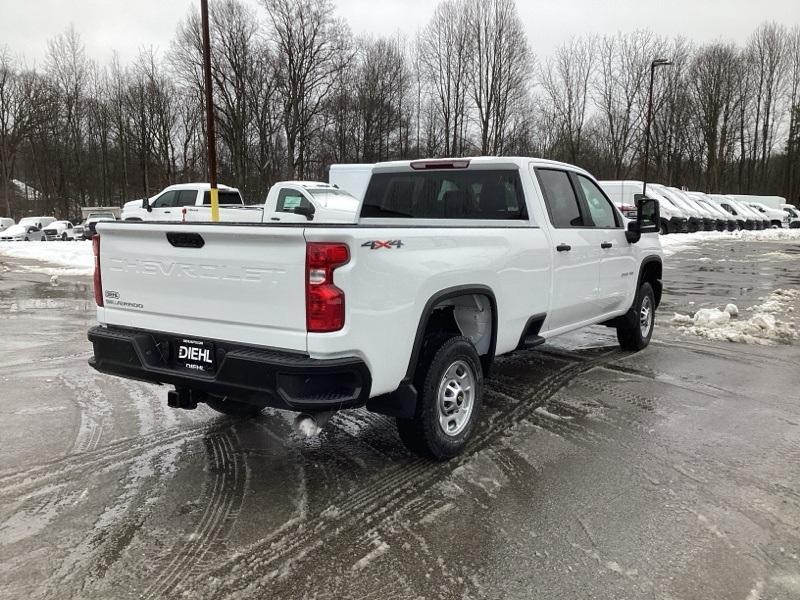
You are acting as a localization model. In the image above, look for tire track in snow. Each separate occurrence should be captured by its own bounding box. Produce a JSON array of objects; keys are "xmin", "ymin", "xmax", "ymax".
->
[
  {"xmin": 140, "ymin": 429, "xmax": 246, "ymax": 599},
  {"xmin": 198, "ymin": 349, "xmax": 617, "ymax": 598}
]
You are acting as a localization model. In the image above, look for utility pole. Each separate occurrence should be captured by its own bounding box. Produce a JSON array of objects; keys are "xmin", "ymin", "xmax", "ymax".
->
[
  {"xmin": 200, "ymin": 0, "xmax": 219, "ymax": 222},
  {"xmin": 642, "ymin": 58, "xmax": 673, "ymax": 198}
]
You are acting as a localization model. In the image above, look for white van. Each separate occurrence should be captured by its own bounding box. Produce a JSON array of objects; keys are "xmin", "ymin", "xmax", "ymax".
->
[
  {"xmin": 599, "ymin": 180, "xmax": 687, "ymax": 234},
  {"xmin": 780, "ymin": 204, "xmax": 800, "ymax": 228},
  {"xmin": 329, "ymin": 164, "xmax": 374, "ymax": 201}
]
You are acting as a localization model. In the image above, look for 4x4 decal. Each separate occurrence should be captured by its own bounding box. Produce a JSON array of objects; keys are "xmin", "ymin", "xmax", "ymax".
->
[{"xmin": 362, "ymin": 240, "xmax": 404, "ymax": 250}]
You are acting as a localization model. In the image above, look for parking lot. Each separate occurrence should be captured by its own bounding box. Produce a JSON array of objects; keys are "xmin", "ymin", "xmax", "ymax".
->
[{"xmin": 1, "ymin": 233, "xmax": 799, "ymax": 600}]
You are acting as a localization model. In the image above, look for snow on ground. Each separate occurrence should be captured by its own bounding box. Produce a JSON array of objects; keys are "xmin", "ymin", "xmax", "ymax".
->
[
  {"xmin": 671, "ymin": 289, "xmax": 800, "ymax": 345},
  {"xmin": 659, "ymin": 228, "xmax": 800, "ymax": 256},
  {"xmin": 0, "ymin": 241, "xmax": 93, "ymax": 276}
]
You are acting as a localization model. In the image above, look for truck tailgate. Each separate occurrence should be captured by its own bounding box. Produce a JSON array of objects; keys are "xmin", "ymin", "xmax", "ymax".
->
[{"xmin": 96, "ymin": 222, "xmax": 308, "ymax": 352}]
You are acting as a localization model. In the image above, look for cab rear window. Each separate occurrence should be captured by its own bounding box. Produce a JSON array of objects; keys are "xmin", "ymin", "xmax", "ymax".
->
[
  {"xmin": 203, "ymin": 191, "xmax": 243, "ymax": 205},
  {"xmin": 361, "ymin": 170, "xmax": 527, "ymax": 219}
]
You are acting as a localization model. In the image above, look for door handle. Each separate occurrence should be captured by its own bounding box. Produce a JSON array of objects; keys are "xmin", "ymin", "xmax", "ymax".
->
[
  {"xmin": 270, "ymin": 217, "xmax": 280, "ymax": 221},
  {"xmin": 601, "ymin": 241, "xmax": 613, "ymax": 249},
  {"xmin": 556, "ymin": 243, "xmax": 571, "ymax": 252},
  {"xmin": 163, "ymin": 211, "xmax": 171, "ymax": 214}
]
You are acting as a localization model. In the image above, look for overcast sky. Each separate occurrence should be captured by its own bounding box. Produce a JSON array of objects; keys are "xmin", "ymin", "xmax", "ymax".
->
[{"xmin": 2, "ymin": 0, "xmax": 799, "ymax": 66}]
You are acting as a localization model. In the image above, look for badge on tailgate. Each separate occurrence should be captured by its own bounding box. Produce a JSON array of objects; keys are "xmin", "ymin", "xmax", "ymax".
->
[{"xmin": 175, "ymin": 338, "xmax": 216, "ymax": 373}]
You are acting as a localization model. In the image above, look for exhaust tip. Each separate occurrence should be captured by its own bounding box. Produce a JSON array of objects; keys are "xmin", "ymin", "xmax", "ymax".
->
[{"xmin": 293, "ymin": 414, "xmax": 322, "ymax": 438}]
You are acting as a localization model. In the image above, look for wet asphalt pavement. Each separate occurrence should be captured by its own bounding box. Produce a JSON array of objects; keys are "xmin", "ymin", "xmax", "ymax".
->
[{"xmin": 1, "ymin": 239, "xmax": 799, "ymax": 600}]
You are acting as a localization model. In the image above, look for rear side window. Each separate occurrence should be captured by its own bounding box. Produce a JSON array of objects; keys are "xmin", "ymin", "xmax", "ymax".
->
[
  {"xmin": 202, "ymin": 191, "xmax": 243, "ymax": 205},
  {"xmin": 361, "ymin": 170, "xmax": 527, "ymax": 219},
  {"xmin": 175, "ymin": 190, "xmax": 198, "ymax": 207},
  {"xmin": 535, "ymin": 169, "xmax": 584, "ymax": 228}
]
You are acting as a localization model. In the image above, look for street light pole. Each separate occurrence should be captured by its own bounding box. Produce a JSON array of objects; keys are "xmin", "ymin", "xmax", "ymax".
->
[
  {"xmin": 642, "ymin": 58, "xmax": 673, "ymax": 198},
  {"xmin": 200, "ymin": 0, "xmax": 219, "ymax": 222}
]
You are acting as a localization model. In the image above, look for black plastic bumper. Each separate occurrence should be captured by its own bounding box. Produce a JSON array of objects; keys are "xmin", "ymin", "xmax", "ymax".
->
[
  {"xmin": 88, "ymin": 325, "xmax": 372, "ymax": 412},
  {"xmin": 668, "ymin": 217, "xmax": 688, "ymax": 233}
]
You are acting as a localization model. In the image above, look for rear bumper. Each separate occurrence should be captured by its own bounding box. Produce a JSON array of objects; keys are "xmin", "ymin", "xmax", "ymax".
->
[{"xmin": 88, "ymin": 325, "xmax": 372, "ymax": 412}]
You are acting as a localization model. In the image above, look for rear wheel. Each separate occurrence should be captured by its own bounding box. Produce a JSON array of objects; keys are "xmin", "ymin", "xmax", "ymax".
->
[
  {"xmin": 396, "ymin": 336, "xmax": 483, "ymax": 460},
  {"xmin": 205, "ymin": 395, "xmax": 263, "ymax": 418},
  {"xmin": 616, "ymin": 282, "xmax": 655, "ymax": 351}
]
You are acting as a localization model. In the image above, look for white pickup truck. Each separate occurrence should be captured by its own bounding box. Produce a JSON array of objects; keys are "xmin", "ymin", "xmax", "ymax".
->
[
  {"xmin": 88, "ymin": 157, "xmax": 663, "ymax": 459},
  {"xmin": 122, "ymin": 181, "xmax": 358, "ymax": 224}
]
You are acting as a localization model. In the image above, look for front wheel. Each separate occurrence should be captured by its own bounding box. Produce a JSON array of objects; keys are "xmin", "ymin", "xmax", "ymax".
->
[
  {"xmin": 205, "ymin": 395, "xmax": 263, "ymax": 418},
  {"xmin": 659, "ymin": 220, "xmax": 669, "ymax": 235},
  {"xmin": 396, "ymin": 336, "xmax": 483, "ymax": 460},
  {"xmin": 61, "ymin": 233, "xmax": 67, "ymax": 241},
  {"xmin": 616, "ymin": 282, "xmax": 655, "ymax": 351}
]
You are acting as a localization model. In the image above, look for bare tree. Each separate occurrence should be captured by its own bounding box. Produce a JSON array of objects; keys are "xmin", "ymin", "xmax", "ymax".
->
[
  {"xmin": 0, "ymin": 50, "xmax": 49, "ymax": 217},
  {"xmin": 689, "ymin": 42, "xmax": 742, "ymax": 190},
  {"xmin": 465, "ymin": 0, "xmax": 531, "ymax": 155},
  {"xmin": 417, "ymin": 0, "xmax": 471, "ymax": 156},
  {"xmin": 263, "ymin": 0, "xmax": 349, "ymax": 178},
  {"xmin": 539, "ymin": 36, "xmax": 596, "ymax": 162},
  {"xmin": 594, "ymin": 31, "xmax": 660, "ymax": 178}
]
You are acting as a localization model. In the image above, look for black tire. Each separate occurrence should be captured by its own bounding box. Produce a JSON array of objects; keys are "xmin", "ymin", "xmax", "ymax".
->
[
  {"xmin": 659, "ymin": 220, "xmax": 669, "ymax": 235},
  {"xmin": 616, "ymin": 282, "xmax": 655, "ymax": 352},
  {"xmin": 205, "ymin": 395, "xmax": 263, "ymax": 418},
  {"xmin": 61, "ymin": 233, "xmax": 67, "ymax": 241},
  {"xmin": 396, "ymin": 335, "xmax": 483, "ymax": 460}
]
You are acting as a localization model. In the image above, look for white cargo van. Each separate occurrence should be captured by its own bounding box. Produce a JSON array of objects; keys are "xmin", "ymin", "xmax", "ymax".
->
[
  {"xmin": 329, "ymin": 164, "xmax": 374, "ymax": 201},
  {"xmin": 599, "ymin": 180, "xmax": 686, "ymax": 234}
]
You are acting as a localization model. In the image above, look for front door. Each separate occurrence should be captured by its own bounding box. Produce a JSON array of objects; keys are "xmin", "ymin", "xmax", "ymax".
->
[{"xmin": 574, "ymin": 173, "xmax": 636, "ymax": 315}]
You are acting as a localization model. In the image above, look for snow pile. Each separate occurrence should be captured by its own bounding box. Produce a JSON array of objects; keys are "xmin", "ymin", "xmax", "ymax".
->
[
  {"xmin": 660, "ymin": 228, "xmax": 800, "ymax": 256},
  {"xmin": 0, "ymin": 241, "xmax": 93, "ymax": 275},
  {"xmin": 671, "ymin": 290, "xmax": 799, "ymax": 345}
]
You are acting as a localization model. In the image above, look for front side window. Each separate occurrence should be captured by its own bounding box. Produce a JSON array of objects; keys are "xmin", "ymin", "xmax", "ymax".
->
[
  {"xmin": 361, "ymin": 169, "xmax": 527, "ymax": 220},
  {"xmin": 152, "ymin": 191, "xmax": 177, "ymax": 208},
  {"xmin": 577, "ymin": 175, "xmax": 619, "ymax": 228},
  {"xmin": 535, "ymin": 169, "xmax": 584, "ymax": 228},
  {"xmin": 276, "ymin": 189, "xmax": 313, "ymax": 213}
]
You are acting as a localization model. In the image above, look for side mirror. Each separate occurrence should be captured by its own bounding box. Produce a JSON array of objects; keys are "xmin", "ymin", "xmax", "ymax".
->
[
  {"xmin": 293, "ymin": 204, "xmax": 315, "ymax": 221},
  {"xmin": 626, "ymin": 195, "xmax": 659, "ymax": 243}
]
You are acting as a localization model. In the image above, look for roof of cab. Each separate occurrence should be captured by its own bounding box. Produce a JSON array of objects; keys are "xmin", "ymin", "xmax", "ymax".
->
[
  {"xmin": 161, "ymin": 182, "xmax": 239, "ymax": 192},
  {"xmin": 370, "ymin": 156, "xmax": 592, "ymax": 177}
]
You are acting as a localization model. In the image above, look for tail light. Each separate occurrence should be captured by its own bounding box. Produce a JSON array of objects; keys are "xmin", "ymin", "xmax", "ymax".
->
[
  {"xmin": 306, "ymin": 243, "xmax": 349, "ymax": 332},
  {"xmin": 92, "ymin": 234, "xmax": 103, "ymax": 306}
]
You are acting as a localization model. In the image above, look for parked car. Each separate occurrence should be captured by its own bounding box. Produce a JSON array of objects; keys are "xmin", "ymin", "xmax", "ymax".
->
[
  {"xmin": 779, "ymin": 204, "xmax": 800, "ymax": 228},
  {"xmin": 18, "ymin": 216, "xmax": 55, "ymax": 230},
  {"xmin": 0, "ymin": 224, "xmax": 46, "ymax": 241},
  {"xmin": 0, "ymin": 218, "xmax": 14, "ymax": 233},
  {"xmin": 88, "ymin": 156, "xmax": 664, "ymax": 459},
  {"xmin": 121, "ymin": 183, "xmax": 251, "ymax": 222},
  {"xmin": 42, "ymin": 220, "xmax": 76, "ymax": 241},
  {"xmin": 747, "ymin": 202, "xmax": 790, "ymax": 228},
  {"xmin": 81, "ymin": 211, "xmax": 118, "ymax": 238}
]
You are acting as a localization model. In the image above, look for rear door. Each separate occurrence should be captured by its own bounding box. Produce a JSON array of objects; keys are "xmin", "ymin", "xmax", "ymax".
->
[
  {"xmin": 574, "ymin": 173, "xmax": 635, "ymax": 315},
  {"xmin": 534, "ymin": 167, "xmax": 601, "ymax": 332}
]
